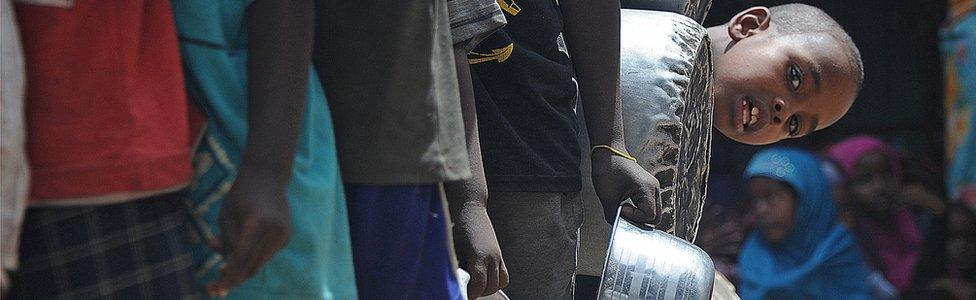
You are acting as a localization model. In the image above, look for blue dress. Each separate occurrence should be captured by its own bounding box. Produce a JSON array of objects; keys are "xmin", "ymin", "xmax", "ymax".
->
[{"xmin": 173, "ymin": 1, "xmax": 357, "ymax": 298}]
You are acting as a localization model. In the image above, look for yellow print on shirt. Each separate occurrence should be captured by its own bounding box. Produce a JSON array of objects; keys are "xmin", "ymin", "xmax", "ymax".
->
[
  {"xmin": 497, "ymin": 0, "xmax": 521, "ymax": 16},
  {"xmin": 468, "ymin": 43, "xmax": 514, "ymax": 64}
]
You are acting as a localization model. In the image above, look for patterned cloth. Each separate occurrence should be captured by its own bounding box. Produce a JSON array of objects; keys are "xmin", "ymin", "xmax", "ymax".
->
[
  {"xmin": 942, "ymin": 5, "xmax": 976, "ymax": 209},
  {"xmin": 617, "ymin": 10, "xmax": 714, "ymax": 241},
  {"xmin": 8, "ymin": 193, "xmax": 198, "ymax": 299}
]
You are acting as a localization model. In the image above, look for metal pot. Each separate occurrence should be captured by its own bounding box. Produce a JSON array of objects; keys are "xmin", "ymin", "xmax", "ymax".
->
[{"xmin": 599, "ymin": 209, "xmax": 715, "ymax": 299}]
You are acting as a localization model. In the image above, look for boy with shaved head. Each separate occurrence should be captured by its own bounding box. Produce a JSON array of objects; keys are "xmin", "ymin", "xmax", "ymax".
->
[
  {"xmin": 579, "ymin": 2, "xmax": 865, "ymax": 296},
  {"xmin": 710, "ymin": 3, "xmax": 863, "ymax": 145}
]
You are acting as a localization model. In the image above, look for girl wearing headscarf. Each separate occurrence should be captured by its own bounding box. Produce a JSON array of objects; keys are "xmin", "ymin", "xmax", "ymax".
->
[
  {"xmin": 738, "ymin": 148, "xmax": 871, "ymax": 299},
  {"xmin": 827, "ymin": 135, "xmax": 924, "ymax": 292}
]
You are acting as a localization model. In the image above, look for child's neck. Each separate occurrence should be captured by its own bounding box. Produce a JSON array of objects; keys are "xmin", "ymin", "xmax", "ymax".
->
[{"xmin": 706, "ymin": 25, "xmax": 731, "ymax": 62}]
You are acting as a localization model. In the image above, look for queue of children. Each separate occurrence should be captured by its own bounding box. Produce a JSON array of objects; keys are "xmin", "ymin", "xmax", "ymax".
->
[
  {"xmin": 3, "ymin": 0, "xmax": 509, "ymax": 298},
  {"xmin": 1, "ymin": 0, "xmax": 877, "ymax": 299}
]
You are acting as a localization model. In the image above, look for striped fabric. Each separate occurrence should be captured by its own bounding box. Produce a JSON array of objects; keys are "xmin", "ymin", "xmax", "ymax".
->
[{"xmin": 8, "ymin": 193, "xmax": 199, "ymax": 299}]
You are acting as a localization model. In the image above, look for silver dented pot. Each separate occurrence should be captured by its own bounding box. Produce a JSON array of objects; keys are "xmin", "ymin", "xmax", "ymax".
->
[{"xmin": 599, "ymin": 211, "xmax": 715, "ymax": 300}]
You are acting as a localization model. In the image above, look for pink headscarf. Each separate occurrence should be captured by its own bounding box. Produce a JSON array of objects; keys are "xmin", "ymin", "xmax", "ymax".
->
[
  {"xmin": 826, "ymin": 135, "xmax": 923, "ymax": 291},
  {"xmin": 826, "ymin": 135, "xmax": 903, "ymax": 181}
]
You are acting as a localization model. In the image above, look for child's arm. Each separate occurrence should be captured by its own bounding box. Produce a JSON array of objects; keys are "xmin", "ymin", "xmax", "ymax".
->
[
  {"xmin": 443, "ymin": 2, "xmax": 508, "ymax": 298},
  {"xmin": 444, "ymin": 44, "xmax": 509, "ymax": 299},
  {"xmin": 206, "ymin": 0, "xmax": 314, "ymax": 296},
  {"xmin": 559, "ymin": 0, "xmax": 661, "ymax": 224}
]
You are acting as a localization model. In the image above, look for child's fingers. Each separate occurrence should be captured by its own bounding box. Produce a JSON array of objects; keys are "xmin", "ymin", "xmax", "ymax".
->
[
  {"xmin": 207, "ymin": 239, "xmax": 254, "ymax": 296},
  {"xmin": 633, "ymin": 198, "xmax": 658, "ymax": 224},
  {"xmin": 630, "ymin": 187, "xmax": 660, "ymax": 225},
  {"xmin": 465, "ymin": 262, "xmax": 488, "ymax": 299},
  {"xmin": 207, "ymin": 222, "xmax": 281, "ymax": 297},
  {"xmin": 498, "ymin": 260, "xmax": 510, "ymax": 290},
  {"xmin": 483, "ymin": 261, "xmax": 500, "ymax": 296},
  {"xmin": 216, "ymin": 215, "xmax": 242, "ymax": 257},
  {"xmin": 620, "ymin": 205, "xmax": 654, "ymax": 225}
]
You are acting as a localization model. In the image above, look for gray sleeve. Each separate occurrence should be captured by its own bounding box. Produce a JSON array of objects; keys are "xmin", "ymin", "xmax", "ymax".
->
[{"xmin": 446, "ymin": 0, "xmax": 506, "ymax": 51}]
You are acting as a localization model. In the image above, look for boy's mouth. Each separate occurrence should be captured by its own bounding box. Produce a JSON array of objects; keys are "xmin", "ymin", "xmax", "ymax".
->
[{"xmin": 739, "ymin": 97, "xmax": 766, "ymax": 133}]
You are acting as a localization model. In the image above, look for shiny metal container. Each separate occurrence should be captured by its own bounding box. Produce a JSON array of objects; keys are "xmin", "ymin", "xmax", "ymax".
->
[{"xmin": 599, "ymin": 211, "xmax": 715, "ymax": 300}]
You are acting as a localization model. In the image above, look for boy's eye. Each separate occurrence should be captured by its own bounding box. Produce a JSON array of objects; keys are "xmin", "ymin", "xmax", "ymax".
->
[
  {"xmin": 788, "ymin": 115, "xmax": 800, "ymax": 136},
  {"xmin": 789, "ymin": 64, "xmax": 802, "ymax": 90}
]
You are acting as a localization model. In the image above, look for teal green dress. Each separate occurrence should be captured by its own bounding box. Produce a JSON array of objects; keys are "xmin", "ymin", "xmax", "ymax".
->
[{"xmin": 172, "ymin": 1, "xmax": 357, "ymax": 299}]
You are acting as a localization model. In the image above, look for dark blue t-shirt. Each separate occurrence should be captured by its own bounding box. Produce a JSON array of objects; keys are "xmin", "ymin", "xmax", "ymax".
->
[{"xmin": 469, "ymin": 0, "xmax": 581, "ymax": 192}]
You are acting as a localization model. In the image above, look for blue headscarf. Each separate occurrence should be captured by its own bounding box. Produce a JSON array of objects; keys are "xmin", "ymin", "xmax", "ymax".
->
[{"xmin": 737, "ymin": 148, "xmax": 871, "ymax": 299}]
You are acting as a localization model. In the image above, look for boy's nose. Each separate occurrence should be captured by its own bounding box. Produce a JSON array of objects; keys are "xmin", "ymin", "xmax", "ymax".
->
[{"xmin": 771, "ymin": 98, "xmax": 788, "ymax": 124}]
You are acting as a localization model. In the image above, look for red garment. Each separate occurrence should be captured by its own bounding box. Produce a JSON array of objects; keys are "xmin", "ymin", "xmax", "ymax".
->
[
  {"xmin": 860, "ymin": 208, "xmax": 924, "ymax": 291},
  {"xmin": 17, "ymin": 0, "xmax": 194, "ymax": 203}
]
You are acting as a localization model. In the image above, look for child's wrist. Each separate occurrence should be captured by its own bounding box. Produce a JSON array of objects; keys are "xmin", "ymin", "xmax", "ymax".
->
[{"xmin": 591, "ymin": 144, "xmax": 637, "ymax": 163}]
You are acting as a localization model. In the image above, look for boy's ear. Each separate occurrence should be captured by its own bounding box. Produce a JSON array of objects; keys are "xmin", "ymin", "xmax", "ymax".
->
[{"xmin": 727, "ymin": 6, "xmax": 771, "ymax": 41}]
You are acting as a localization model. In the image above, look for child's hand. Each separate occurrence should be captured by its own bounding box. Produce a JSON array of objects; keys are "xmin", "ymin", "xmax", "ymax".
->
[
  {"xmin": 206, "ymin": 169, "xmax": 292, "ymax": 298},
  {"xmin": 591, "ymin": 152, "xmax": 661, "ymax": 225},
  {"xmin": 453, "ymin": 205, "xmax": 509, "ymax": 299}
]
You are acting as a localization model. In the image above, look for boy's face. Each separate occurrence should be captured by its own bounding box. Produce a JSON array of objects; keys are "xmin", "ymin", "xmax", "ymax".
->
[{"xmin": 712, "ymin": 9, "xmax": 859, "ymax": 145}]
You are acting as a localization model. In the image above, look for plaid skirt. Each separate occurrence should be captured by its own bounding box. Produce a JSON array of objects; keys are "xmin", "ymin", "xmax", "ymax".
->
[{"xmin": 7, "ymin": 193, "xmax": 199, "ymax": 299}]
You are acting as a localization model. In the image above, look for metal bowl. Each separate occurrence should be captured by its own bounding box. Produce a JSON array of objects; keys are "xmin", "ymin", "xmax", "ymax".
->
[{"xmin": 599, "ymin": 210, "xmax": 715, "ymax": 299}]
